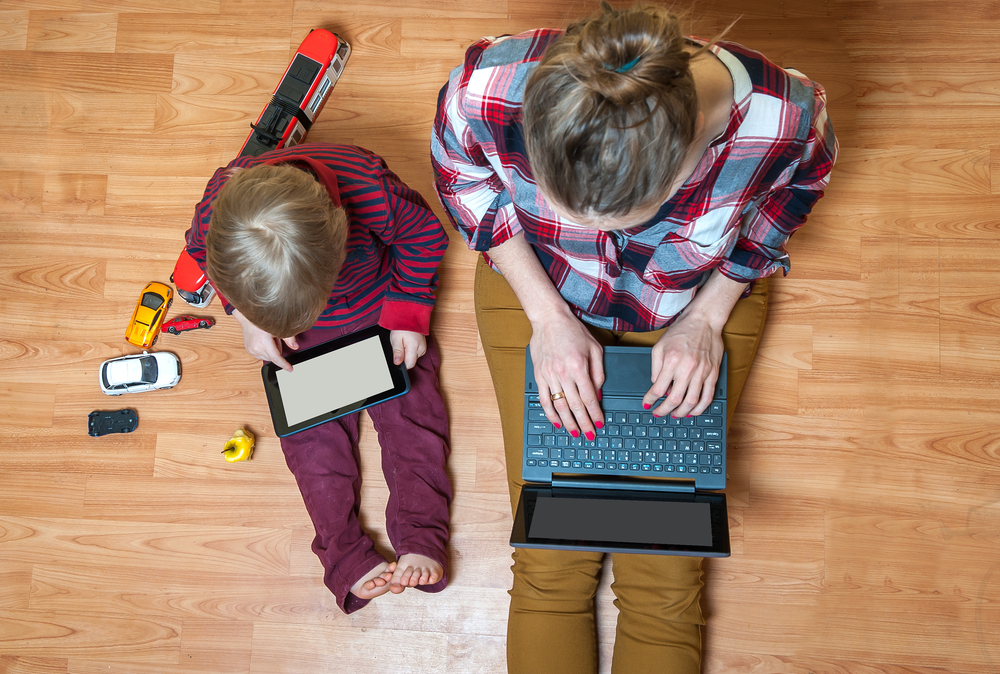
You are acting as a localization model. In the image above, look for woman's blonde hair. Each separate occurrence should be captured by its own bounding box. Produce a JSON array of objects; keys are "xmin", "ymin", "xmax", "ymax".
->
[
  {"xmin": 524, "ymin": 2, "xmax": 713, "ymax": 219},
  {"xmin": 206, "ymin": 163, "xmax": 348, "ymax": 338}
]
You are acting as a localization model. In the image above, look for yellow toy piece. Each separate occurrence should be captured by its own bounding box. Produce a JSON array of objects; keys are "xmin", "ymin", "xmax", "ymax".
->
[{"xmin": 222, "ymin": 428, "xmax": 255, "ymax": 462}]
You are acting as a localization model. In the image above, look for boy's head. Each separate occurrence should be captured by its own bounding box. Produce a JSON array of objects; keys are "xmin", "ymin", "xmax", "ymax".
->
[{"xmin": 206, "ymin": 163, "xmax": 348, "ymax": 338}]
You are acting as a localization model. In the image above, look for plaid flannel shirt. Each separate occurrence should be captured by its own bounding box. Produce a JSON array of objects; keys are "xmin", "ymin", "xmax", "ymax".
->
[{"xmin": 432, "ymin": 30, "xmax": 838, "ymax": 332}]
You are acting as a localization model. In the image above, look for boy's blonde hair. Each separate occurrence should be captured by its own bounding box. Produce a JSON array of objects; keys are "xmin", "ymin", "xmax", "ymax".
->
[
  {"xmin": 523, "ymin": 2, "xmax": 715, "ymax": 219},
  {"xmin": 206, "ymin": 163, "xmax": 348, "ymax": 338}
]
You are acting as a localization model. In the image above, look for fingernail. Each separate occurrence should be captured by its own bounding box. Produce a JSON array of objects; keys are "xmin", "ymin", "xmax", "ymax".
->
[
  {"xmin": 570, "ymin": 429, "xmax": 580, "ymax": 438},
  {"xmin": 687, "ymin": 415, "xmax": 692, "ymax": 418},
  {"xmin": 585, "ymin": 431, "xmax": 595, "ymax": 441},
  {"xmin": 643, "ymin": 403, "xmax": 651, "ymax": 410},
  {"xmin": 595, "ymin": 420, "xmax": 604, "ymax": 429},
  {"xmin": 597, "ymin": 390, "xmax": 602, "ymax": 401},
  {"xmin": 554, "ymin": 422, "xmax": 561, "ymax": 429}
]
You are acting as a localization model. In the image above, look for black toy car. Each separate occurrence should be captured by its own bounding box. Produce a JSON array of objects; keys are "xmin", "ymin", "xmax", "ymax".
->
[{"xmin": 88, "ymin": 409, "xmax": 139, "ymax": 437}]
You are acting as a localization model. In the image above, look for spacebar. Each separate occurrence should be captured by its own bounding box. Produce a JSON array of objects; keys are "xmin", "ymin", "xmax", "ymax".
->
[{"xmin": 600, "ymin": 397, "xmax": 653, "ymax": 411}]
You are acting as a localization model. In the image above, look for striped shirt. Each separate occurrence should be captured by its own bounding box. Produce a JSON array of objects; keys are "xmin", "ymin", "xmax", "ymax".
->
[
  {"xmin": 186, "ymin": 144, "xmax": 448, "ymax": 334},
  {"xmin": 432, "ymin": 30, "xmax": 838, "ymax": 332}
]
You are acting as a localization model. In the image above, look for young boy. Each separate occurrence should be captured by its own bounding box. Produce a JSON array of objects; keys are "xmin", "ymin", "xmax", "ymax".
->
[{"xmin": 184, "ymin": 143, "xmax": 452, "ymax": 614}]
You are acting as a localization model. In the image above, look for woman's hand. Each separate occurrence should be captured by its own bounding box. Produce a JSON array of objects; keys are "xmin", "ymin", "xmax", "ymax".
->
[
  {"xmin": 642, "ymin": 269, "xmax": 747, "ymax": 418},
  {"xmin": 232, "ymin": 308, "xmax": 298, "ymax": 372},
  {"xmin": 529, "ymin": 308, "xmax": 605, "ymax": 440},
  {"xmin": 644, "ymin": 312, "xmax": 724, "ymax": 418},
  {"xmin": 389, "ymin": 330, "xmax": 426, "ymax": 369}
]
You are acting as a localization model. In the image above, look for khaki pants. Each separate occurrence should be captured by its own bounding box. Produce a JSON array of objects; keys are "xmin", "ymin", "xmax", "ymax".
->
[{"xmin": 474, "ymin": 258, "xmax": 768, "ymax": 674}]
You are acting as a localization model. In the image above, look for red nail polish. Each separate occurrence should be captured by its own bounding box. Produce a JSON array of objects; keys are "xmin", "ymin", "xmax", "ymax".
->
[
  {"xmin": 570, "ymin": 429, "xmax": 580, "ymax": 438},
  {"xmin": 595, "ymin": 420, "xmax": 604, "ymax": 429},
  {"xmin": 554, "ymin": 422, "xmax": 561, "ymax": 429},
  {"xmin": 597, "ymin": 390, "xmax": 602, "ymax": 401},
  {"xmin": 687, "ymin": 415, "xmax": 692, "ymax": 418},
  {"xmin": 585, "ymin": 431, "xmax": 595, "ymax": 441},
  {"xmin": 643, "ymin": 403, "xmax": 651, "ymax": 410}
]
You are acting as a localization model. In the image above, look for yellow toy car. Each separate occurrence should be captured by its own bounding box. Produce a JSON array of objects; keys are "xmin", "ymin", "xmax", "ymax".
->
[{"xmin": 125, "ymin": 282, "xmax": 173, "ymax": 349}]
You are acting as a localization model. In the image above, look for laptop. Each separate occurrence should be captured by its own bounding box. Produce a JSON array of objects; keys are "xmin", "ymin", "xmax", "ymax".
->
[{"xmin": 510, "ymin": 346, "xmax": 731, "ymax": 557}]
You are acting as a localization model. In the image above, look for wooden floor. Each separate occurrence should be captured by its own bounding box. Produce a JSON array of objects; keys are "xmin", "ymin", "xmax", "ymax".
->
[{"xmin": 2, "ymin": 0, "xmax": 1000, "ymax": 672}]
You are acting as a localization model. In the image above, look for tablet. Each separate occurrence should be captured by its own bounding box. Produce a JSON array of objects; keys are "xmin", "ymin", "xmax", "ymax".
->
[
  {"xmin": 261, "ymin": 325, "xmax": 410, "ymax": 437},
  {"xmin": 511, "ymin": 484, "xmax": 730, "ymax": 557}
]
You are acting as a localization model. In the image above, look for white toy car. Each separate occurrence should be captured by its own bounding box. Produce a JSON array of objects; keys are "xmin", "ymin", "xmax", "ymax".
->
[{"xmin": 99, "ymin": 351, "xmax": 181, "ymax": 395}]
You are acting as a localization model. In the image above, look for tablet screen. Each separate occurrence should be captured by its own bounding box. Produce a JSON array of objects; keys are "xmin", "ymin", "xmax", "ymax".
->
[{"xmin": 275, "ymin": 335, "xmax": 394, "ymax": 427}]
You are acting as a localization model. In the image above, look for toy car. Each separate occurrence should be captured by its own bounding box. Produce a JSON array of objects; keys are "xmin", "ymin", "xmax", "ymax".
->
[
  {"xmin": 99, "ymin": 351, "xmax": 181, "ymax": 395},
  {"xmin": 125, "ymin": 282, "xmax": 173, "ymax": 349},
  {"xmin": 238, "ymin": 29, "xmax": 351, "ymax": 157},
  {"xmin": 162, "ymin": 315, "xmax": 215, "ymax": 334},
  {"xmin": 171, "ymin": 249, "xmax": 216, "ymax": 308},
  {"xmin": 88, "ymin": 409, "xmax": 138, "ymax": 436}
]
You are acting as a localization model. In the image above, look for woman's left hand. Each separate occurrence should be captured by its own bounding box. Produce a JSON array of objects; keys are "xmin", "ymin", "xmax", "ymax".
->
[
  {"xmin": 643, "ymin": 311, "xmax": 724, "ymax": 419},
  {"xmin": 390, "ymin": 330, "xmax": 427, "ymax": 369}
]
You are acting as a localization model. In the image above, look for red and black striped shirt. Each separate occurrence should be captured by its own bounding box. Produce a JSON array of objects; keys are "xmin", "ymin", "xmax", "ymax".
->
[{"xmin": 185, "ymin": 144, "xmax": 448, "ymax": 335}]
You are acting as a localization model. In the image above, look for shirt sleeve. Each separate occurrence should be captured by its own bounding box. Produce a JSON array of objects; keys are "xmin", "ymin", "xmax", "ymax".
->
[
  {"xmin": 719, "ymin": 79, "xmax": 839, "ymax": 283},
  {"xmin": 431, "ymin": 39, "xmax": 522, "ymax": 253},
  {"xmin": 371, "ymin": 167, "xmax": 450, "ymax": 335}
]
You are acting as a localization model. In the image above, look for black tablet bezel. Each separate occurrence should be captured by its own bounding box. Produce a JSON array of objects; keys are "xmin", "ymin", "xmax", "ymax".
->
[
  {"xmin": 261, "ymin": 325, "xmax": 410, "ymax": 437},
  {"xmin": 511, "ymin": 483, "xmax": 730, "ymax": 557}
]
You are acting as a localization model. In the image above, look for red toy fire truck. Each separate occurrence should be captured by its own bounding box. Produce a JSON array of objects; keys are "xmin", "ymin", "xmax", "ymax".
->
[{"xmin": 238, "ymin": 29, "xmax": 351, "ymax": 157}]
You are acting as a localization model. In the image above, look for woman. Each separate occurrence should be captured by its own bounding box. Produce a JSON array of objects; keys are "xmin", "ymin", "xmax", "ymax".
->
[{"xmin": 432, "ymin": 3, "xmax": 837, "ymax": 672}]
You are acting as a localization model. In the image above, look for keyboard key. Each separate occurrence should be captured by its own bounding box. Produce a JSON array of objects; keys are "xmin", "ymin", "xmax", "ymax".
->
[
  {"xmin": 676, "ymin": 428, "xmax": 687, "ymax": 439},
  {"xmin": 665, "ymin": 440, "xmax": 677, "ymax": 451},
  {"xmin": 653, "ymin": 464, "xmax": 663, "ymax": 472},
  {"xmin": 700, "ymin": 466, "xmax": 709, "ymax": 473},
  {"xmin": 651, "ymin": 439, "xmax": 664, "ymax": 451},
  {"xmin": 528, "ymin": 395, "xmax": 540, "ymax": 403},
  {"xmin": 649, "ymin": 426, "xmax": 660, "ymax": 438},
  {"xmin": 637, "ymin": 438, "xmax": 649, "ymax": 450},
  {"xmin": 615, "ymin": 413, "xmax": 627, "ymax": 424},
  {"xmin": 689, "ymin": 428, "xmax": 702, "ymax": 439},
  {"xmin": 528, "ymin": 435, "xmax": 542, "ymax": 446},
  {"xmin": 677, "ymin": 465, "xmax": 686, "ymax": 473},
  {"xmin": 698, "ymin": 416, "xmax": 720, "ymax": 426},
  {"xmin": 528, "ymin": 422, "xmax": 551, "ymax": 434},
  {"xmin": 694, "ymin": 441, "xmax": 705, "ymax": 452},
  {"xmin": 605, "ymin": 412, "xmax": 614, "ymax": 424},
  {"xmin": 630, "ymin": 451, "xmax": 642, "ymax": 462},
  {"xmin": 671, "ymin": 453, "xmax": 683, "ymax": 464},
  {"xmin": 607, "ymin": 425, "xmax": 620, "ymax": 436},
  {"xmin": 617, "ymin": 450, "xmax": 629, "ymax": 461},
  {"xmin": 657, "ymin": 452, "xmax": 670, "ymax": 463},
  {"xmin": 682, "ymin": 417, "xmax": 696, "ymax": 426},
  {"xmin": 629, "ymin": 463, "xmax": 640, "ymax": 471},
  {"xmin": 662, "ymin": 428, "xmax": 674, "ymax": 438},
  {"xmin": 624, "ymin": 439, "xmax": 636, "ymax": 450},
  {"xmin": 679, "ymin": 440, "xmax": 691, "ymax": 452},
  {"xmin": 604, "ymin": 450, "xmax": 616, "ymax": 461},
  {"xmin": 643, "ymin": 452, "xmax": 657, "ymax": 463},
  {"xmin": 596, "ymin": 462, "xmax": 605, "ymax": 469},
  {"xmin": 699, "ymin": 455, "xmax": 711, "ymax": 465},
  {"xmin": 634, "ymin": 426, "xmax": 647, "ymax": 437},
  {"xmin": 668, "ymin": 417, "xmax": 681, "ymax": 426},
  {"xmin": 622, "ymin": 426, "xmax": 634, "ymax": 437},
  {"xmin": 707, "ymin": 442, "xmax": 722, "ymax": 453},
  {"xmin": 557, "ymin": 435, "xmax": 569, "ymax": 447},
  {"xmin": 704, "ymin": 429, "xmax": 722, "ymax": 440},
  {"xmin": 641, "ymin": 464, "xmax": 652, "ymax": 471},
  {"xmin": 565, "ymin": 449, "xmax": 576, "ymax": 459},
  {"xmin": 526, "ymin": 459, "xmax": 536, "ymax": 466},
  {"xmin": 641, "ymin": 413, "xmax": 654, "ymax": 425},
  {"xmin": 712, "ymin": 467, "xmax": 722, "ymax": 474},
  {"xmin": 573, "ymin": 461, "xmax": 582, "ymax": 468},
  {"xmin": 584, "ymin": 461, "xmax": 593, "ymax": 469},
  {"xmin": 628, "ymin": 414, "xmax": 640, "ymax": 425},
  {"xmin": 528, "ymin": 410, "xmax": 548, "ymax": 421},
  {"xmin": 538, "ymin": 460, "xmax": 548, "ymax": 467},
  {"xmin": 611, "ymin": 438, "xmax": 624, "ymax": 449},
  {"xmin": 527, "ymin": 448, "xmax": 546, "ymax": 458},
  {"xmin": 655, "ymin": 416, "xmax": 668, "ymax": 425},
  {"xmin": 685, "ymin": 453, "xmax": 698, "ymax": 464},
  {"xmin": 714, "ymin": 455, "xmax": 722, "ymax": 466},
  {"xmin": 576, "ymin": 449, "xmax": 587, "ymax": 460},
  {"xmin": 666, "ymin": 465, "xmax": 675, "ymax": 472},
  {"xmin": 709, "ymin": 402, "xmax": 724, "ymax": 415},
  {"xmin": 549, "ymin": 448, "xmax": 562, "ymax": 459},
  {"xmin": 619, "ymin": 463, "xmax": 628, "ymax": 471},
  {"xmin": 561, "ymin": 460, "xmax": 571, "ymax": 468}
]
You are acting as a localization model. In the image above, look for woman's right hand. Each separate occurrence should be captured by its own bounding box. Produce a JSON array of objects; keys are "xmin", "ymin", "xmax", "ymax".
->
[
  {"xmin": 529, "ymin": 308, "xmax": 605, "ymax": 440},
  {"xmin": 232, "ymin": 309, "xmax": 297, "ymax": 372}
]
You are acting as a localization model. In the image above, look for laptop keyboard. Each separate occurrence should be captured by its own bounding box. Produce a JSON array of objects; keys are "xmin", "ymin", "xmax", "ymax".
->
[{"xmin": 524, "ymin": 396, "xmax": 725, "ymax": 476}]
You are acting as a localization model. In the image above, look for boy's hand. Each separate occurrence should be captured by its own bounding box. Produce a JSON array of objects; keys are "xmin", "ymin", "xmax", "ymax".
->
[
  {"xmin": 389, "ymin": 330, "xmax": 426, "ymax": 369},
  {"xmin": 232, "ymin": 309, "xmax": 298, "ymax": 372}
]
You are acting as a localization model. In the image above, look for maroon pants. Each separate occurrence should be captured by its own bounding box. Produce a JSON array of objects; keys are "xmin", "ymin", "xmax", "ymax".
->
[{"xmin": 277, "ymin": 322, "xmax": 452, "ymax": 614}]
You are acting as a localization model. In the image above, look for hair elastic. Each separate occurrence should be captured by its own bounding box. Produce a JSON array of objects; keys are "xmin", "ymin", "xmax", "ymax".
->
[{"xmin": 612, "ymin": 56, "xmax": 641, "ymax": 73}]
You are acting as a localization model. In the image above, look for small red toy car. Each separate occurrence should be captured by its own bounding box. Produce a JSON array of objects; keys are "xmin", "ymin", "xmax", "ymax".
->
[
  {"xmin": 238, "ymin": 29, "xmax": 351, "ymax": 157},
  {"xmin": 171, "ymin": 249, "xmax": 216, "ymax": 308},
  {"xmin": 162, "ymin": 315, "xmax": 215, "ymax": 335}
]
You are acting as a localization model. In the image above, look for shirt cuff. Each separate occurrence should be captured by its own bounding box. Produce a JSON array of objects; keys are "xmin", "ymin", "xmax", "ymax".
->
[{"xmin": 377, "ymin": 298, "xmax": 434, "ymax": 335}]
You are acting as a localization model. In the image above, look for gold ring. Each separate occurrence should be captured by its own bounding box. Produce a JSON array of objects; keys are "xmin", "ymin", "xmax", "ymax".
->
[{"xmin": 550, "ymin": 391, "xmax": 566, "ymax": 401}]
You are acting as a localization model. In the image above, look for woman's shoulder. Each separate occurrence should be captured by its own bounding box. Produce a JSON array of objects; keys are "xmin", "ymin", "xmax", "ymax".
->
[
  {"xmin": 451, "ymin": 29, "xmax": 564, "ymax": 101},
  {"xmin": 715, "ymin": 40, "xmax": 820, "ymax": 114}
]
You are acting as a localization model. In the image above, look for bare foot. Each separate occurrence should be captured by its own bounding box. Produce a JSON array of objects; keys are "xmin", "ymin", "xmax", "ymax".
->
[
  {"xmin": 389, "ymin": 554, "xmax": 444, "ymax": 594},
  {"xmin": 350, "ymin": 560, "xmax": 397, "ymax": 600}
]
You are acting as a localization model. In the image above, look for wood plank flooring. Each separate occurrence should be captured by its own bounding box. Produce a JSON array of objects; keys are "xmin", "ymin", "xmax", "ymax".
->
[{"xmin": 1, "ymin": 1, "xmax": 999, "ymax": 672}]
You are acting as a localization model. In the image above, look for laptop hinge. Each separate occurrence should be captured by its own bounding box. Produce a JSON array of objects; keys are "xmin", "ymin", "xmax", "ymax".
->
[{"xmin": 550, "ymin": 474, "xmax": 696, "ymax": 494}]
